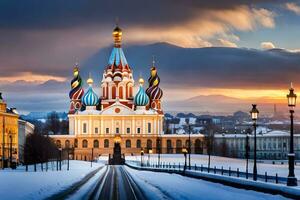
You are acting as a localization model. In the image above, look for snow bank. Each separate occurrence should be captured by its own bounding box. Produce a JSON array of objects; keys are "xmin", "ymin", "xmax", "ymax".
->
[
  {"xmin": 0, "ymin": 160, "xmax": 103, "ymax": 200},
  {"xmin": 125, "ymin": 154, "xmax": 300, "ymax": 177}
]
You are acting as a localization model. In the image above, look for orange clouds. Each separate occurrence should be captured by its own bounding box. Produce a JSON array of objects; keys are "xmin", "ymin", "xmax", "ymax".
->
[
  {"xmin": 286, "ymin": 2, "xmax": 300, "ymax": 15},
  {"xmin": 123, "ymin": 6, "xmax": 275, "ymax": 48},
  {"xmin": 0, "ymin": 72, "xmax": 67, "ymax": 83}
]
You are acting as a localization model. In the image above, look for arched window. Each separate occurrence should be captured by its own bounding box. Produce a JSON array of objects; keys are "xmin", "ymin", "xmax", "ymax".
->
[
  {"xmin": 129, "ymin": 87, "xmax": 133, "ymax": 98},
  {"xmin": 167, "ymin": 140, "xmax": 172, "ymax": 153},
  {"xmin": 119, "ymin": 86, "xmax": 123, "ymax": 99},
  {"xmin": 126, "ymin": 140, "xmax": 131, "ymax": 148},
  {"xmin": 147, "ymin": 139, "xmax": 152, "ymax": 151},
  {"xmin": 104, "ymin": 139, "xmax": 109, "ymax": 148},
  {"xmin": 82, "ymin": 140, "xmax": 88, "ymax": 148},
  {"xmin": 176, "ymin": 140, "xmax": 182, "ymax": 153},
  {"xmin": 94, "ymin": 140, "xmax": 99, "ymax": 148},
  {"xmin": 56, "ymin": 140, "xmax": 61, "ymax": 148},
  {"xmin": 74, "ymin": 139, "xmax": 78, "ymax": 148},
  {"xmin": 65, "ymin": 140, "xmax": 70, "ymax": 148},
  {"xmin": 136, "ymin": 139, "xmax": 141, "ymax": 148},
  {"xmin": 186, "ymin": 140, "xmax": 190, "ymax": 148},
  {"xmin": 102, "ymin": 87, "xmax": 106, "ymax": 99},
  {"xmin": 112, "ymin": 85, "xmax": 116, "ymax": 99}
]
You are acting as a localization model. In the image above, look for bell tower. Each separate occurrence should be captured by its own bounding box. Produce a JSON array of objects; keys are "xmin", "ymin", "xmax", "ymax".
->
[{"xmin": 101, "ymin": 25, "xmax": 134, "ymax": 109}]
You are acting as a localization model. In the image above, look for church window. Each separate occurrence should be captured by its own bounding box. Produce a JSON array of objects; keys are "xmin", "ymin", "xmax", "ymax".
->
[
  {"xmin": 136, "ymin": 140, "xmax": 141, "ymax": 148},
  {"xmin": 83, "ymin": 123, "xmax": 87, "ymax": 133},
  {"xmin": 116, "ymin": 127, "xmax": 119, "ymax": 134},
  {"xmin": 112, "ymin": 85, "xmax": 116, "ymax": 99},
  {"xmin": 127, "ymin": 128, "xmax": 130, "ymax": 134},
  {"xmin": 104, "ymin": 139, "xmax": 109, "ymax": 148},
  {"xmin": 148, "ymin": 123, "xmax": 151, "ymax": 133},
  {"xmin": 95, "ymin": 127, "xmax": 98, "ymax": 134},
  {"xmin": 106, "ymin": 128, "xmax": 109, "ymax": 134},
  {"xmin": 126, "ymin": 140, "xmax": 131, "ymax": 148},
  {"xmin": 93, "ymin": 140, "xmax": 99, "ymax": 148},
  {"xmin": 119, "ymin": 86, "xmax": 123, "ymax": 99},
  {"xmin": 137, "ymin": 128, "xmax": 141, "ymax": 134},
  {"xmin": 82, "ymin": 140, "xmax": 88, "ymax": 148}
]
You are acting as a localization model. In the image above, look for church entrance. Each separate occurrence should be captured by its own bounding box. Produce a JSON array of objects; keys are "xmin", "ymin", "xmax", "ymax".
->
[{"xmin": 109, "ymin": 136, "xmax": 125, "ymax": 165}]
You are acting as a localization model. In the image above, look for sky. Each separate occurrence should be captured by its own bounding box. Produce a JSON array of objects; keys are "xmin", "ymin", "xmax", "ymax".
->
[{"xmin": 1, "ymin": 0, "xmax": 300, "ymax": 114}]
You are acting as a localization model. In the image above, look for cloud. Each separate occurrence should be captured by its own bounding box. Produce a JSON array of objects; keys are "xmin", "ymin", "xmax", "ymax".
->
[
  {"xmin": 286, "ymin": 2, "xmax": 300, "ymax": 15},
  {"xmin": 0, "ymin": 1, "xmax": 278, "ymax": 79},
  {"xmin": 261, "ymin": 42, "xmax": 276, "ymax": 49},
  {"xmin": 216, "ymin": 39, "xmax": 237, "ymax": 47},
  {"xmin": 0, "ymin": 72, "xmax": 66, "ymax": 83}
]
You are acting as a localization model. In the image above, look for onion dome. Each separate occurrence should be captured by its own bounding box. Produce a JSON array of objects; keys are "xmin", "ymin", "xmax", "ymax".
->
[
  {"xmin": 82, "ymin": 77, "xmax": 99, "ymax": 107},
  {"xmin": 113, "ymin": 26, "xmax": 122, "ymax": 47},
  {"xmin": 69, "ymin": 64, "xmax": 84, "ymax": 113},
  {"xmin": 134, "ymin": 78, "xmax": 149, "ymax": 106},
  {"xmin": 146, "ymin": 67, "xmax": 163, "ymax": 100}
]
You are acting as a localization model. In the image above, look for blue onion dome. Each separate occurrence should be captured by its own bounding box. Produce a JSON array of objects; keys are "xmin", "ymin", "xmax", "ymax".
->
[
  {"xmin": 82, "ymin": 77, "xmax": 99, "ymax": 106},
  {"xmin": 134, "ymin": 78, "xmax": 149, "ymax": 106}
]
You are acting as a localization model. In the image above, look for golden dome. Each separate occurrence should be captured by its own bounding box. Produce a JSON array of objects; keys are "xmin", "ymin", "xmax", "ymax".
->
[
  {"xmin": 113, "ymin": 25, "xmax": 122, "ymax": 47},
  {"xmin": 87, "ymin": 77, "xmax": 94, "ymax": 85},
  {"xmin": 139, "ymin": 78, "xmax": 144, "ymax": 85}
]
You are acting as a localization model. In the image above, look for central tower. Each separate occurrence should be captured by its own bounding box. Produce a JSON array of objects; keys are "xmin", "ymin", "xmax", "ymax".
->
[{"xmin": 100, "ymin": 25, "xmax": 134, "ymax": 110}]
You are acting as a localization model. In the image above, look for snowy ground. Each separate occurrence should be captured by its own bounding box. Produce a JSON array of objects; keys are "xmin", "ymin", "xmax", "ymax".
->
[
  {"xmin": 124, "ymin": 154, "xmax": 300, "ymax": 178},
  {"xmin": 125, "ymin": 166, "xmax": 291, "ymax": 200},
  {"xmin": 0, "ymin": 160, "xmax": 103, "ymax": 200}
]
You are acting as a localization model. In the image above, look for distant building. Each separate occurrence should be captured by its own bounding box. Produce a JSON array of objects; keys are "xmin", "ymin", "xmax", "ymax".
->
[
  {"xmin": 214, "ymin": 130, "xmax": 300, "ymax": 160},
  {"xmin": 18, "ymin": 119, "xmax": 35, "ymax": 163},
  {"xmin": 0, "ymin": 93, "xmax": 19, "ymax": 167}
]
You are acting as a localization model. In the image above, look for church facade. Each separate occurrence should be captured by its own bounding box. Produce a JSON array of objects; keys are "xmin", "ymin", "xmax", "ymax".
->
[{"xmin": 51, "ymin": 26, "xmax": 204, "ymax": 160}]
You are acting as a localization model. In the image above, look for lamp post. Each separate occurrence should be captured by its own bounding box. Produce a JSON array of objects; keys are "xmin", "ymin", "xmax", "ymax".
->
[
  {"xmin": 188, "ymin": 123, "xmax": 191, "ymax": 170},
  {"xmin": 91, "ymin": 148, "xmax": 94, "ymax": 168},
  {"xmin": 9, "ymin": 133, "xmax": 12, "ymax": 168},
  {"xmin": 67, "ymin": 147, "xmax": 70, "ymax": 171},
  {"xmin": 2, "ymin": 116, "xmax": 5, "ymax": 169},
  {"xmin": 140, "ymin": 149, "xmax": 144, "ymax": 167},
  {"xmin": 250, "ymin": 104, "xmax": 259, "ymax": 181},
  {"xmin": 287, "ymin": 83, "xmax": 298, "ymax": 186},
  {"xmin": 245, "ymin": 133, "xmax": 250, "ymax": 179},
  {"xmin": 148, "ymin": 149, "xmax": 153, "ymax": 166},
  {"xmin": 182, "ymin": 147, "xmax": 188, "ymax": 173},
  {"xmin": 157, "ymin": 138, "xmax": 161, "ymax": 167}
]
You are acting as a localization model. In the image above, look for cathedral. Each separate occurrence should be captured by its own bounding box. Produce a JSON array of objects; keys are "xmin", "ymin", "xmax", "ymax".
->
[{"xmin": 51, "ymin": 25, "xmax": 203, "ymax": 160}]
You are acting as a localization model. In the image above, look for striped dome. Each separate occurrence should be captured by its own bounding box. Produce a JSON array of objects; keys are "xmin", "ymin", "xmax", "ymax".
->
[
  {"xmin": 134, "ymin": 78, "xmax": 149, "ymax": 106},
  {"xmin": 82, "ymin": 78, "xmax": 99, "ymax": 107}
]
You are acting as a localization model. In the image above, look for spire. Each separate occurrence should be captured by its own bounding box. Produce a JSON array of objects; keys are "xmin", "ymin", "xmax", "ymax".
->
[{"xmin": 152, "ymin": 55, "xmax": 155, "ymax": 67}]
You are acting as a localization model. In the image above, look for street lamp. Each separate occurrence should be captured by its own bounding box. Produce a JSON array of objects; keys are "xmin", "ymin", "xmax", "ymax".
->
[
  {"xmin": 148, "ymin": 149, "xmax": 153, "ymax": 166},
  {"xmin": 140, "ymin": 149, "xmax": 144, "ymax": 167},
  {"xmin": 245, "ymin": 133, "xmax": 250, "ymax": 179},
  {"xmin": 250, "ymin": 104, "xmax": 259, "ymax": 181},
  {"xmin": 182, "ymin": 147, "xmax": 188, "ymax": 173},
  {"xmin": 188, "ymin": 123, "xmax": 191, "ymax": 170},
  {"xmin": 9, "ymin": 133, "xmax": 12, "ymax": 168},
  {"xmin": 287, "ymin": 83, "xmax": 298, "ymax": 186}
]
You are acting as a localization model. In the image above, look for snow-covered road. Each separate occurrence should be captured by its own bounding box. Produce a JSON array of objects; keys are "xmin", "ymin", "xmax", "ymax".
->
[{"xmin": 125, "ymin": 166, "xmax": 291, "ymax": 200}]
